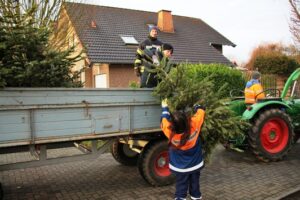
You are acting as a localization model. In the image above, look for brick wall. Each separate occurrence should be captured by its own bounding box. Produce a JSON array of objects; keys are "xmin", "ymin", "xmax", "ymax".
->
[
  {"xmin": 84, "ymin": 63, "xmax": 139, "ymax": 88},
  {"xmin": 84, "ymin": 67, "xmax": 93, "ymax": 88},
  {"xmin": 109, "ymin": 64, "xmax": 139, "ymax": 88}
]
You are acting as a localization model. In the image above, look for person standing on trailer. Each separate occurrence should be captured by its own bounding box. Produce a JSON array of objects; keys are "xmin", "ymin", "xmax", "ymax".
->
[
  {"xmin": 134, "ymin": 25, "xmax": 163, "ymax": 78},
  {"xmin": 138, "ymin": 43, "xmax": 174, "ymax": 88}
]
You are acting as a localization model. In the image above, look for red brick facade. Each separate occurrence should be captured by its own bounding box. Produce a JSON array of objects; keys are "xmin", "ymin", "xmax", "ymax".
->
[
  {"xmin": 109, "ymin": 64, "xmax": 139, "ymax": 88},
  {"xmin": 84, "ymin": 63, "xmax": 139, "ymax": 88}
]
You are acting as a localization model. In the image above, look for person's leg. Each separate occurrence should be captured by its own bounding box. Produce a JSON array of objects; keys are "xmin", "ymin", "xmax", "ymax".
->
[
  {"xmin": 189, "ymin": 170, "xmax": 202, "ymax": 200},
  {"xmin": 140, "ymin": 72, "xmax": 147, "ymax": 88},
  {"xmin": 175, "ymin": 173, "xmax": 189, "ymax": 200}
]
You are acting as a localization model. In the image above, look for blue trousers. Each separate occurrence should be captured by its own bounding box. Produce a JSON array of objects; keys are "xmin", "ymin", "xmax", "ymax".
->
[{"xmin": 174, "ymin": 170, "xmax": 201, "ymax": 199}]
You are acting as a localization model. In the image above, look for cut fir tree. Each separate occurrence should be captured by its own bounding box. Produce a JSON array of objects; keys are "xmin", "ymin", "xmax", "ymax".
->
[{"xmin": 153, "ymin": 62, "xmax": 249, "ymax": 161}]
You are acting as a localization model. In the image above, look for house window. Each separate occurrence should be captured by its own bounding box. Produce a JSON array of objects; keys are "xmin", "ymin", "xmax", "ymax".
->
[
  {"xmin": 120, "ymin": 35, "xmax": 138, "ymax": 45},
  {"xmin": 210, "ymin": 43, "xmax": 223, "ymax": 53},
  {"xmin": 95, "ymin": 74, "xmax": 107, "ymax": 88}
]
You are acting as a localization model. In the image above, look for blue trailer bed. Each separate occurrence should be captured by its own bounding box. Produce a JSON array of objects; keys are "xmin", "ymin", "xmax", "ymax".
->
[{"xmin": 0, "ymin": 88, "xmax": 161, "ymax": 148}]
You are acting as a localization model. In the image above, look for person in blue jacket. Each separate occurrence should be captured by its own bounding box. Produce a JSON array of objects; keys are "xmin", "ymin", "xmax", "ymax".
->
[{"xmin": 160, "ymin": 99, "xmax": 206, "ymax": 200}]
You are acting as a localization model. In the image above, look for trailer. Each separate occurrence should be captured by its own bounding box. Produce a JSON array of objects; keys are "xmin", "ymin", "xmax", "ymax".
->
[{"xmin": 0, "ymin": 88, "xmax": 174, "ymax": 190}]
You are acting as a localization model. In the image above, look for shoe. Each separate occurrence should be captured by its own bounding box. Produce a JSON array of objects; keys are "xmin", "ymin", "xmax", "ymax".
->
[{"xmin": 191, "ymin": 196, "xmax": 202, "ymax": 200}]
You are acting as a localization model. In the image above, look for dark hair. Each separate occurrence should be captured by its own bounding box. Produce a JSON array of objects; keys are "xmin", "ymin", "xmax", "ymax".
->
[
  {"xmin": 162, "ymin": 43, "xmax": 174, "ymax": 54},
  {"xmin": 170, "ymin": 110, "xmax": 190, "ymax": 148}
]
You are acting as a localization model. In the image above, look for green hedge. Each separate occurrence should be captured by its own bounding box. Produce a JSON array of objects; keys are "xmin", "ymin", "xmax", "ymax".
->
[
  {"xmin": 185, "ymin": 63, "xmax": 246, "ymax": 97},
  {"xmin": 254, "ymin": 55, "xmax": 299, "ymax": 76}
]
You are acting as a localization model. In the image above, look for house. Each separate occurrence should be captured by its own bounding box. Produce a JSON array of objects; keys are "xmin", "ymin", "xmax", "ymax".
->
[{"xmin": 56, "ymin": 2, "xmax": 236, "ymax": 88}]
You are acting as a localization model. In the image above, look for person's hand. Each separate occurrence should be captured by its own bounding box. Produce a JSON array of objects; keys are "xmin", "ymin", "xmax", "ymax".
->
[{"xmin": 161, "ymin": 98, "xmax": 168, "ymax": 108}]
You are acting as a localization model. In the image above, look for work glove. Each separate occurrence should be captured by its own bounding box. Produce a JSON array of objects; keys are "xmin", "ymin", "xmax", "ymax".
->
[
  {"xmin": 161, "ymin": 98, "xmax": 168, "ymax": 108},
  {"xmin": 193, "ymin": 104, "xmax": 205, "ymax": 112}
]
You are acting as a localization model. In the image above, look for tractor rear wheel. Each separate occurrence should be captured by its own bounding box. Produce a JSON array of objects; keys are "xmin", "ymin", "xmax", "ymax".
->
[
  {"xmin": 138, "ymin": 140, "xmax": 175, "ymax": 186},
  {"xmin": 111, "ymin": 139, "xmax": 139, "ymax": 166},
  {"xmin": 294, "ymin": 133, "xmax": 300, "ymax": 143},
  {"xmin": 248, "ymin": 109, "xmax": 294, "ymax": 162}
]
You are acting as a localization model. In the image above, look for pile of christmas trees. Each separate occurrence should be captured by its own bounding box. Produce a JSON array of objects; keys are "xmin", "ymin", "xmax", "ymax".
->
[{"xmin": 153, "ymin": 62, "xmax": 249, "ymax": 160}]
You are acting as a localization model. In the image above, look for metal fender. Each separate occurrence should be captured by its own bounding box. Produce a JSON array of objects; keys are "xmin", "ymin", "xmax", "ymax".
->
[{"xmin": 242, "ymin": 101, "xmax": 291, "ymax": 120}]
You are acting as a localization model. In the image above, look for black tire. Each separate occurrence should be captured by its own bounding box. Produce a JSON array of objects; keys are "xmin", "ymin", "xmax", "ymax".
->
[
  {"xmin": 110, "ymin": 139, "xmax": 139, "ymax": 166},
  {"xmin": 294, "ymin": 133, "xmax": 300, "ymax": 143},
  {"xmin": 248, "ymin": 109, "xmax": 294, "ymax": 162},
  {"xmin": 0, "ymin": 182, "xmax": 3, "ymax": 200},
  {"xmin": 138, "ymin": 140, "xmax": 175, "ymax": 186}
]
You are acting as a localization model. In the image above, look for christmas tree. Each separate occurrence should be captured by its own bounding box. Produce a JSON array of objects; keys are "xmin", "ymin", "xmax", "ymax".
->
[{"xmin": 153, "ymin": 62, "xmax": 249, "ymax": 161}]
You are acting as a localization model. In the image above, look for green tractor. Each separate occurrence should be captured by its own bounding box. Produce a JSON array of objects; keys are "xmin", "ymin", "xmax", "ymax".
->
[{"xmin": 229, "ymin": 68, "xmax": 300, "ymax": 162}]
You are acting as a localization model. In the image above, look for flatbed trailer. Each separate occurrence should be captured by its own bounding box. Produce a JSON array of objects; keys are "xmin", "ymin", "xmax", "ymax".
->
[{"xmin": 0, "ymin": 88, "xmax": 174, "ymax": 192}]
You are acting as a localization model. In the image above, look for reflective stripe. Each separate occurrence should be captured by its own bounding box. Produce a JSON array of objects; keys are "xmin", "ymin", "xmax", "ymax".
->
[
  {"xmin": 162, "ymin": 111, "xmax": 170, "ymax": 116},
  {"xmin": 171, "ymin": 130, "xmax": 198, "ymax": 145},
  {"xmin": 140, "ymin": 66, "xmax": 145, "ymax": 73},
  {"xmin": 245, "ymin": 89, "xmax": 255, "ymax": 93},
  {"xmin": 137, "ymin": 48, "xmax": 144, "ymax": 55},
  {"xmin": 134, "ymin": 59, "xmax": 141, "ymax": 64},
  {"xmin": 145, "ymin": 45, "xmax": 161, "ymax": 50},
  {"xmin": 169, "ymin": 160, "xmax": 204, "ymax": 173}
]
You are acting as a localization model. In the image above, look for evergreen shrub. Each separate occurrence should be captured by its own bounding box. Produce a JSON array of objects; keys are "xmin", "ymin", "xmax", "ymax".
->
[
  {"xmin": 254, "ymin": 55, "xmax": 299, "ymax": 76},
  {"xmin": 185, "ymin": 63, "xmax": 246, "ymax": 98}
]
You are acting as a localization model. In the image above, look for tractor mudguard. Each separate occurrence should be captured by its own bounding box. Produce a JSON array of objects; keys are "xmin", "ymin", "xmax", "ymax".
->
[{"xmin": 242, "ymin": 101, "xmax": 291, "ymax": 120}]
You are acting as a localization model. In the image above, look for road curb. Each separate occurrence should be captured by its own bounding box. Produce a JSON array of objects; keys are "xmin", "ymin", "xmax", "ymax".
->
[{"xmin": 266, "ymin": 184, "xmax": 300, "ymax": 200}]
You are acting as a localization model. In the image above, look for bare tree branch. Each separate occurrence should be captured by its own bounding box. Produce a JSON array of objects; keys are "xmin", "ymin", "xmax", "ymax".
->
[{"xmin": 289, "ymin": 0, "xmax": 300, "ymax": 48}]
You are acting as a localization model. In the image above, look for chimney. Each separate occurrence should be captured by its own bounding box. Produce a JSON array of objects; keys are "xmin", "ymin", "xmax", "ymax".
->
[{"xmin": 157, "ymin": 10, "xmax": 174, "ymax": 33}]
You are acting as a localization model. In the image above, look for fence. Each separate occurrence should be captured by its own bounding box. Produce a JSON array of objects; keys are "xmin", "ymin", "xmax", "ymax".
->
[{"xmin": 243, "ymin": 72, "xmax": 277, "ymax": 90}]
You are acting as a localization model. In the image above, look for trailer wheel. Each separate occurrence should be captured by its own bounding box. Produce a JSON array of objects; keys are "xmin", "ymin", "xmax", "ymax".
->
[
  {"xmin": 111, "ymin": 139, "xmax": 138, "ymax": 166},
  {"xmin": 248, "ymin": 109, "xmax": 294, "ymax": 162},
  {"xmin": 0, "ymin": 182, "xmax": 3, "ymax": 200},
  {"xmin": 138, "ymin": 140, "xmax": 175, "ymax": 186}
]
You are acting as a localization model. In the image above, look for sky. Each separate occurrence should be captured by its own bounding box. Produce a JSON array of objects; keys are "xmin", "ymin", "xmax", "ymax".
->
[{"xmin": 80, "ymin": 0, "xmax": 293, "ymax": 65}]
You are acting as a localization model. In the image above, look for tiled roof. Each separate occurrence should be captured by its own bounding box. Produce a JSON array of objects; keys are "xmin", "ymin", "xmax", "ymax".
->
[{"xmin": 65, "ymin": 3, "xmax": 236, "ymax": 65}]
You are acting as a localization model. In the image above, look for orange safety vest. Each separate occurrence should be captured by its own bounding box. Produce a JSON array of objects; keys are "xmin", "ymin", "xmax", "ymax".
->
[
  {"xmin": 244, "ymin": 83, "xmax": 265, "ymax": 104},
  {"xmin": 161, "ymin": 109, "xmax": 205, "ymax": 151}
]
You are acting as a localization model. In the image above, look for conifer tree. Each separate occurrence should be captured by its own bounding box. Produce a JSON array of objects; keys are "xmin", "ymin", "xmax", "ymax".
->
[
  {"xmin": 0, "ymin": 1, "xmax": 83, "ymax": 87},
  {"xmin": 153, "ymin": 62, "xmax": 249, "ymax": 160}
]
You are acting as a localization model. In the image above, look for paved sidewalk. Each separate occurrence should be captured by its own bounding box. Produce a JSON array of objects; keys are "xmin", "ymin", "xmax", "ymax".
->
[
  {"xmin": 280, "ymin": 186, "xmax": 300, "ymax": 200},
  {"xmin": 0, "ymin": 143, "xmax": 299, "ymax": 200}
]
